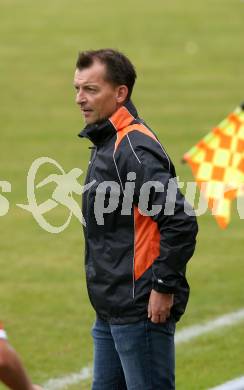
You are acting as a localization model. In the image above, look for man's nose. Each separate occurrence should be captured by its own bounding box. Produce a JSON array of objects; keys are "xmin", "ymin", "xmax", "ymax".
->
[{"xmin": 76, "ymin": 90, "xmax": 87, "ymax": 104}]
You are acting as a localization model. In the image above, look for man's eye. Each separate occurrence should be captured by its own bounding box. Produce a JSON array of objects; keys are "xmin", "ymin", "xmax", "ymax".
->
[{"xmin": 87, "ymin": 87, "xmax": 97, "ymax": 92}]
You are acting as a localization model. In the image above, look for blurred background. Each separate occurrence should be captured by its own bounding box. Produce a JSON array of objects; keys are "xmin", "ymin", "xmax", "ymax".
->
[{"xmin": 0, "ymin": 0, "xmax": 243, "ymax": 388}]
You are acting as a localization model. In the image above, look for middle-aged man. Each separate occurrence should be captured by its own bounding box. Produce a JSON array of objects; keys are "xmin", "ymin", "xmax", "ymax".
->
[{"xmin": 74, "ymin": 49, "xmax": 198, "ymax": 389}]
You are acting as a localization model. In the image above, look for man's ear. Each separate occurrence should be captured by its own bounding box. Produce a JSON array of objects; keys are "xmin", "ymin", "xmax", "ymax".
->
[{"xmin": 116, "ymin": 85, "xmax": 129, "ymax": 104}]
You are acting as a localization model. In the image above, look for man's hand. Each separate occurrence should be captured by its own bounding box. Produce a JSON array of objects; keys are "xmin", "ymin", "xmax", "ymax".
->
[
  {"xmin": 32, "ymin": 386, "xmax": 44, "ymax": 390},
  {"xmin": 148, "ymin": 290, "xmax": 174, "ymax": 323}
]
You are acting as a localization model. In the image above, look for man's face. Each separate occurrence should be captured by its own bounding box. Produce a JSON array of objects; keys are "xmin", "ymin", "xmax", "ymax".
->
[{"xmin": 74, "ymin": 61, "xmax": 125, "ymax": 125}]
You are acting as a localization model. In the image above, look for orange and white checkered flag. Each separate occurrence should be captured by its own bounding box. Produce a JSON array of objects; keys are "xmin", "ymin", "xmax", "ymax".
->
[{"xmin": 183, "ymin": 104, "xmax": 244, "ymax": 228}]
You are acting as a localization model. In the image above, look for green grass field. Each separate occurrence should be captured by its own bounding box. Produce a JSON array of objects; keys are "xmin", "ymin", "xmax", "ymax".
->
[{"xmin": 0, "ymin": 0, "xmax": 244, "ymax": 389}]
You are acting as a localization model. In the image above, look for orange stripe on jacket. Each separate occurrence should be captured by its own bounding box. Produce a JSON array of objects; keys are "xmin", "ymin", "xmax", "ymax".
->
[
  {"xmin": 134, "ymin": 206, "xmax": 160, "ymax": 281},
  {"xmin": 109, "ymin": 106, "xmax": 135, "ymax": 132},
  {"xmin": 114, "ymin": 123, "xmax": 158, "ymax": 152}
]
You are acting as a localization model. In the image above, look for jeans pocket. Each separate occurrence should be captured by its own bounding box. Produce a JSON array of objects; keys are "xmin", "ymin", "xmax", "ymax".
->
[{"xmin": 148, "ymin": 318, "xmax": 176, "ymax": 336}]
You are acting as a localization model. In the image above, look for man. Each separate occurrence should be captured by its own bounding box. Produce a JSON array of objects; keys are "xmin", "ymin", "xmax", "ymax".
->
[
  {"xmin": 0, "ymin": 323, "xmax": 42, "ymax": 390},
  {"xmin": 74, "ymin": 49, "xmax": 198, "ymax": 389}
]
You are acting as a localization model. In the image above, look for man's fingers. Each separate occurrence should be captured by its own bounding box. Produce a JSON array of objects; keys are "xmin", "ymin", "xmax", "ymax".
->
[
  {"xmin": 148, "ymin": 290, "xmax": 174, "ymax": 323},
  {"xmin": 150, "ymin": 309, "xmax": 170, "ymax": 323},
  {"xmin": 151, "ymin": 314, "xmax": 165, "ymax": 323}
]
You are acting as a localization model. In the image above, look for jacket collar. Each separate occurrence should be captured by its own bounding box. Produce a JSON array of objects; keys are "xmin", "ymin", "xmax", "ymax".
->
[{"xmin": 78, "ymin": 100, "xmax": 138, "ymax": 145}]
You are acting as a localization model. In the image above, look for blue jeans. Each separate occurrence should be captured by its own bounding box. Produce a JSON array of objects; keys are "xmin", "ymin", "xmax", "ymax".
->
[{"xmin": 91, "ymin": 317, "xmax": 175, "ymax": 390}]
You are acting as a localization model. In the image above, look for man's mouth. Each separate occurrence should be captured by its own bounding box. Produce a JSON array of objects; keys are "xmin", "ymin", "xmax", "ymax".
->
[
  {"xmin": 81, "ymin": 108, "xmax": 93, "ymax": 116},
  {"xmin": 81, "ymin": 107, "xmax": 92, "ymax": 112}
]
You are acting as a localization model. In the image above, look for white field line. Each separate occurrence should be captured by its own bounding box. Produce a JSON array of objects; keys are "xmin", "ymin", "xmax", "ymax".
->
[
  {"xmin": 43, "ymin": 308, "xmax": 244, "ymax": 390},
  {"xmin": 43, "ymin": 366, "xmax": 92, "ymax": 390},
  {"xmin": 175, "ymin": 308, "xmax": 244, "ymax": 344},
  {"xmin": 209, "ymin": 377, "xmax": 244, "ymax": 390}
]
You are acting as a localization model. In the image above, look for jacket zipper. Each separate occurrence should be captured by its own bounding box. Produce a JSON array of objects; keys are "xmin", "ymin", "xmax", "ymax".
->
[
  {"xmin": 132, "ymin": 205, "xmax": 136, "ymax": 299},
  {"xmin": 83, "ymin": 146, "xmax": 97, "ymax": 306},
  {"xmin": 85, "ymin": 146, "xmax": 97, "ymax": 227},
  {"xmin": 82, "ymin": 146, "xmax": 97, "ymax": 241}
]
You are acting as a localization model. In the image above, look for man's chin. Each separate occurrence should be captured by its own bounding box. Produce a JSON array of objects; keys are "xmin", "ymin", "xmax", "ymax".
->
[
  {"xmin": 83, "ymin": 116, "xmax": 96, "ymax": 126},
  {"xmin": 84, "ymin": 116, "xmax": 107, "ymax": 126}
]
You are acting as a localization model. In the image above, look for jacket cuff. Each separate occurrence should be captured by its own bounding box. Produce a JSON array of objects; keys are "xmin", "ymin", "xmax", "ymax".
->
[{"xmin": 152, "ymin": 279, "xmax": 176, "ymax": 294}]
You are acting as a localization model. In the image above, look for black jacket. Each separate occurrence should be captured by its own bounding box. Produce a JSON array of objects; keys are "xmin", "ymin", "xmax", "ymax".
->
[{"xmin": 79, "ymin": 101, "xmax": 198, "ymax": 324}]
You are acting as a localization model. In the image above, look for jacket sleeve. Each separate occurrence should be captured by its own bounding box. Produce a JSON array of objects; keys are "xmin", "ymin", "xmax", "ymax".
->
[{"xmin": 127, "ymin": 133, "xmax": 198, "ymax": 294}]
